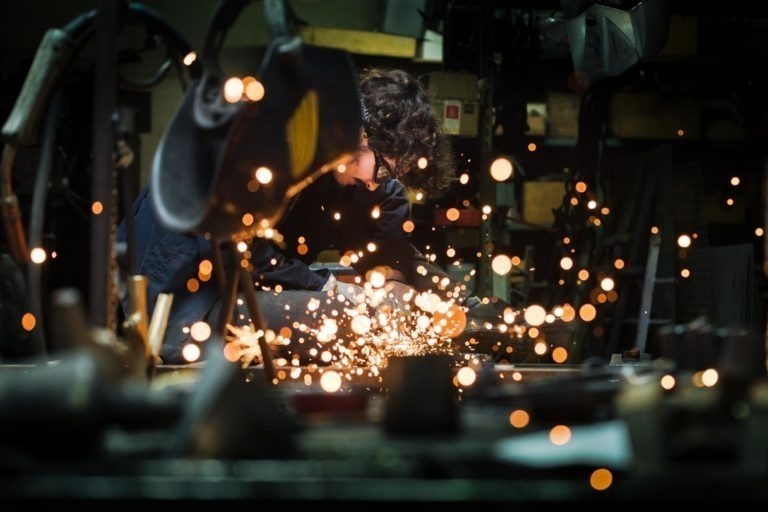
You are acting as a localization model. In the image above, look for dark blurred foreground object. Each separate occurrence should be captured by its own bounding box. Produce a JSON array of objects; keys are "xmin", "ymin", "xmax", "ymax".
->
[
  {"xmin": 169, "ymin": 346, "xmax": 299, "ymax": 459},
  {"xmin": 151, "ymin": 0, "xmax": 361, "ymax": 239},
  {"xmin": 0, "ymin": 351, "xmax": 184, "ymax": 460},
  {"xmin": 384, "ymin": 355, "xmax": 459, "ymax": 435},
  {"xmin": 0, "ymin": 254, "xmax": 32, "ymax": 360},
  {"xmin": 620, "ymin": 317, "xmax": 767, "ymax": 474},
  {"xmin": 657, "ymin": 317, "xmax": 766, "ymax": 382},
  {"xmin": 0, "ymin": 287, "xmax": 183, "ymax": 460}
]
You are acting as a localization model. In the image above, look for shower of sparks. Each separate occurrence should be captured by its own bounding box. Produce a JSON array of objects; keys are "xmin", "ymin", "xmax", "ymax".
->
[
  {"xmin": 221, "ymin": 269, "xmax": 584, "ymax": 389},
  {"xmin": 223, "ymin": 276, "xmax": 471, "ymax": 380}
]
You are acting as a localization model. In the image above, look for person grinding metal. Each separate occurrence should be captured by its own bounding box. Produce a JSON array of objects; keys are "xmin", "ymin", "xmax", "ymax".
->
[{"xmin": 119, "ymin": 68, "xmax": 463, "ymax": 364}]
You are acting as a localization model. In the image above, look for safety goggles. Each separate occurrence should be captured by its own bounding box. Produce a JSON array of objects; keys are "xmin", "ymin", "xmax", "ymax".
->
[{"xmin": 372, "ymin": 150, "xmax": 397, "ymax": 184}]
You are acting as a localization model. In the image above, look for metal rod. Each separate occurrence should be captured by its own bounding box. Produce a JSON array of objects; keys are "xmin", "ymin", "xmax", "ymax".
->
[
  {"xmin": 238, "ymin": 266, "xmax": 275, "ymax": 382},
  {"xmin": 88, "ymin": 0, "xmax": 118, "ymax": 328}
]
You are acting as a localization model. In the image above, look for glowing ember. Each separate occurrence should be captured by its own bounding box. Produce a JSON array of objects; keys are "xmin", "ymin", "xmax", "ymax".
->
[
  {"xmin": 223, "ymin": 77, "xmax": 244, "ymax": 103},
  {"xmin": 432, "ymin": 304, "xmax": 467, "ymax": 338},
  {"xmin": 579, "ymin": 304, "xmax": 597, "ymax": 322},
  {"xmin": 491, "ymin": 254, "xmax": 512, "ymax": 275},
  {"xmin": 549, "ymin": 425, "xmax": 571, "ymax": 445},
  {"xmin": 190, "ymin": 321, "xmax": 211, "ymax": 342},
  {"xmin": 490, "ymin": 157, "xmax": 513, "ymax": 181},
  {"xmin": 552, "ymin": 346, "xmax": 568, "ymax": 363},
  {"xmin": 244, "ymin": 79, "xmax": 265, "ymax": 102},
  {"xmin": 21, "ymin": 312, "xmax": 36, "ymax": 331},
  {"xmin": 30, "ymin": 248, "xmax": 46, "ymax": 264},
  {"xmin": 255, "ymin": 166, "xmax": 273, "ymax": 184},
  {"xmin": 509, "ymin": 409, "xmax": 530, "ymax": 428},
  {"xmin": 600, "ymin": 277, "xmax": 615, "ymax": 291},
  {"xmin": 590, "ymin": 468, "xmax": 613, "ymax": 491},
  {"xmin": 199, "ymin": 259, "xmax": 213, "ymax": 275},
  {"xmin": 702, "ymin": 368, "xmax": 718, "ymax": 387},
  {"xmin": 320, "ymin": 371, "xmax": 342, "ymax": 392},
  {"xmin": 456, "ymin": 367, "xmax": 476, "ymax": 387},
  {"xmin": 524, "ymin": 305, "xmax": 546, "ymax": 326},
  {"xmin": 182, "ymin": 343, "xmax": 201, "ymax": 362}
]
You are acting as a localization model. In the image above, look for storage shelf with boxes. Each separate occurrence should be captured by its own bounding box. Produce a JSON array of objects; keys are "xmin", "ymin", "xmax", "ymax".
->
[{"xmin": 426, "ymin": 71, "xmax": 479, "ymax": 138}]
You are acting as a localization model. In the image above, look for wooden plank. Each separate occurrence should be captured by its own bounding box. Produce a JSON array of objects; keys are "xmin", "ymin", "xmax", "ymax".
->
[{"xmin": 298, "ymin": 27, "xmax": 416, "ymax": 58}]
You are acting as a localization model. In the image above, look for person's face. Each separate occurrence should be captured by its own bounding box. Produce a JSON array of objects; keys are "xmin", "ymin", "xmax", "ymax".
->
[{"xmin": 332, "ymin": 131, "xmax": 397, "ymax": 191}]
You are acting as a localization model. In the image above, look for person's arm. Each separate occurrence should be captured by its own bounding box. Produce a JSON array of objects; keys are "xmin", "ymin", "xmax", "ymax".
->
[{"xmin": 247, "ymin": 239, "xmax": 328, "ymax": 291}]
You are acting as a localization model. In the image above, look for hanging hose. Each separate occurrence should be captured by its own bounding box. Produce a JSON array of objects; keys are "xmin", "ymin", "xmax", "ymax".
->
[
  {"xmin": 1, "ymin": 3, "xmax": 201, "ymax": 263},
  {"xmin": 26, "ymin": 92, "xmax": 63, "ymax": 358},
  {"xmin": 1, "ymin": 3, "xmax": 201, "ymax": 355}
]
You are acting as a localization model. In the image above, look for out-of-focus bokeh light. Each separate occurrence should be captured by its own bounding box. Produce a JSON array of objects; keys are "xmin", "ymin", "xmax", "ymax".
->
[
  {"xmin": 524, "ymin": 304, "xmax": 546, "ymax": 326},
  {"xmin": 492, "ymin": 254, "xmax": 512, "ymax": 275},
  {"xmin": 30, "ymin": 248, "xmax": 46, "ymax": 264},
  {"xmin": 21, "ymin": 312, "xmax": 36, "ymax": 331},
  {"xmin": 490, "ymin": 157, "xmax": 513, "ymax": 181},
  {"xmin": 182, "ymin": 343, "xmax": 201, "ymax": 362},
  {"xmin": 549, "ymin": 425, "xmax": 572, "ymax": 445},
  {"xmin": 590, "ymin": 468, "xmax": 613, "ymax": 491},
  {"xmin": 190, "ymin": 321, "xmax": 211, "ymax": 342},
  {"xmin": 457, "ymin": 367, "xmax": 476, "ymax": 387},
  {"xmin": 509, "ymin": 409, "xmax": 530, "ymax": 428},
  {"xmin": 320, "ymin": 370, "xmax": 342, "ymax": 392},
  {"xmin": 223, "ymin": 77, "xmax": 244, "ymax": 103}
]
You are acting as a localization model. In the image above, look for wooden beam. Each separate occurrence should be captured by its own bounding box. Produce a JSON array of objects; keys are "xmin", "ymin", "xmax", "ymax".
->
[{"xmin": 298, "ymin": 26, "xmax": 416, "ymax": 58}]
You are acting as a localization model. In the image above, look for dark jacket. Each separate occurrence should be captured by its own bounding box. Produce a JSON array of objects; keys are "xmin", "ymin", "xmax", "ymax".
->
[{"xmin": 118, "ymin": 173, "xmax": 438, "ymax": 361}]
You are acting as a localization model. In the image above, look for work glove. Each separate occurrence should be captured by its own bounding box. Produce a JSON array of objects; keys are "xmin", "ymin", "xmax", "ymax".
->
[{"xmin": 322, "ymin": 273, "xmax": 366, "ymax": 305}]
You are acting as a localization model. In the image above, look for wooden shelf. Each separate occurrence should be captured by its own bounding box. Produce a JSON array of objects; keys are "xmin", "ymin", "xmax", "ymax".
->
[{"xmin": 298, "ymin": 27, "xmax": 416, "ymax": 59}]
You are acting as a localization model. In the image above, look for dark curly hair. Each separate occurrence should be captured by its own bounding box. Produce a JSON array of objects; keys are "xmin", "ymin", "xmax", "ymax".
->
[{"xmin": 359, "ymin": 68, "xmax": 455, "ymax": 197}]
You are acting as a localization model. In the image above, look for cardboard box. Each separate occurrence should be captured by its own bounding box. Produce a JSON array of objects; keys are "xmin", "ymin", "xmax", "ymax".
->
[
  {"xmin": 610, "ymin": 92, "xmax": 701, "ymax": 139},
  {"xmin": 427, "ymin": 72, "xmax": 478, "ymax": 101},
  {"xmin": 427, "ymin": 72, "xmax": 479, "ymax": 138},
  {"xmin": 523, "ymin": 181, "xmax": 565, "ymax": 226},
  {"xmin": 434, "ymin": 99, "xmax": 479, "ymax": 137},
  {"xmin": 547, "ymin": 93, "xmax": 580, "ymax": 138},
  {"xmin": 526, "ymin": 102, "xmax": 547, "ymax": 136}
]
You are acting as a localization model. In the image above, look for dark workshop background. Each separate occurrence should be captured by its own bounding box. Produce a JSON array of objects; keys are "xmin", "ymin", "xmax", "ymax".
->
[{"xmin": 2, "ymin": 0, "xmax": 768, "ymax": 361}]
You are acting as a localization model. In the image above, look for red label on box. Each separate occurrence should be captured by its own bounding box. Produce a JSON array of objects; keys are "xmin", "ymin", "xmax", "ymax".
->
[{"xmin": 445, "ymin": 104, "xmax": 460, "ymax": 119}]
